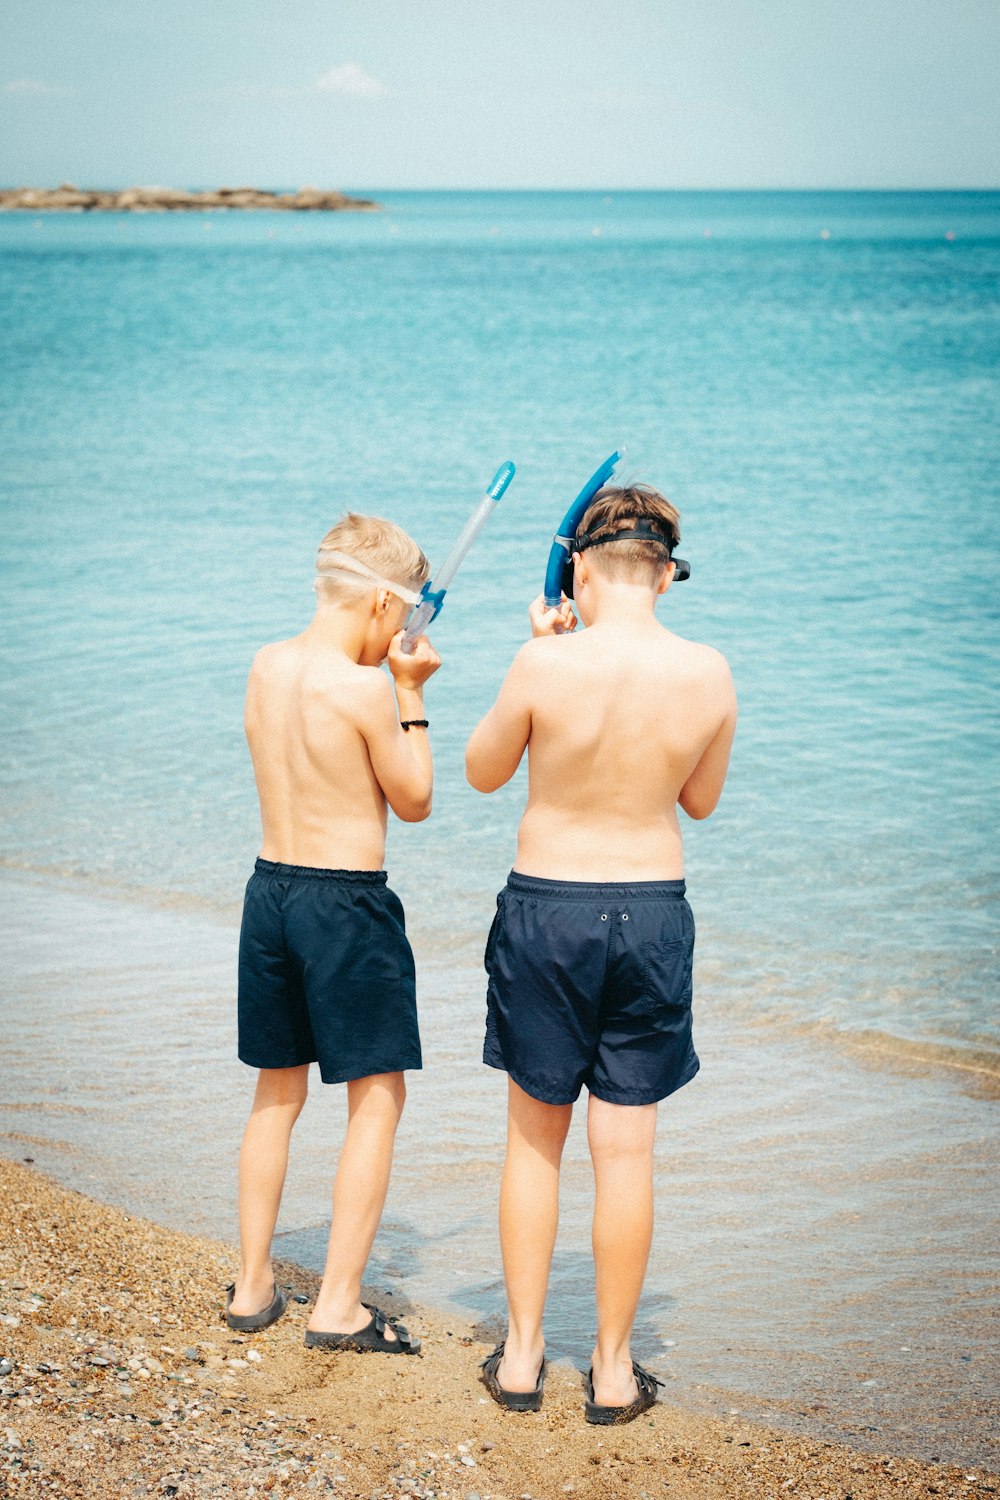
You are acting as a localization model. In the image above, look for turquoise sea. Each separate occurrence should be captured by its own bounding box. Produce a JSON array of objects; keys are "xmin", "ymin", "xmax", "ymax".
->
[{"xmin": 2, "ymin": 191, "xmax": 998, "ymax": 1464}]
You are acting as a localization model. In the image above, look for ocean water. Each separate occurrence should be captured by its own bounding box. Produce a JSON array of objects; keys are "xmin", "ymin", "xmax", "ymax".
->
[{"xmin": 2, "ymin": 191, "xmax": 999, "ymax": 1462}]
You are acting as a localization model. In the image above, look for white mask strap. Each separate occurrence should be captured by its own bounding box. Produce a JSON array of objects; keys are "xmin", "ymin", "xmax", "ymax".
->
[{"xmin": 315, "ymin": 549, "xmax": 421, "ymax": 606}]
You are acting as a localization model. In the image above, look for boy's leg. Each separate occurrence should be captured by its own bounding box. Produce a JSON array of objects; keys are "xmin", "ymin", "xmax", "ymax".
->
[
  {"xmin": 587, "ymin": 1094, "xmax": 658, "ymax": 1406},
  {"xmin": 497, "ymin": 1077, "xmax": 573, "ymax": 1391},
  {"xmin": 308, "ymin": 1071, "xmax": 406, "ymax": 1338},
  {"xmin": 231, "ymin": 1064, "xmax": 309, "ymax": 1316}
]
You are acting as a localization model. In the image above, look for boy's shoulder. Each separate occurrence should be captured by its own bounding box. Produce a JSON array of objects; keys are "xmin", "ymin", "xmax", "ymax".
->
[
  {"xmin": 664, "ymin": 632, "xmax": 732, "ymax": 676},
  {"xmin": 248, "ymin": 638, "xmax": 390, "ymax": 703},
  {"xmin": 514, "ymin": 626, "xmax": 730, "ymax": 675}
]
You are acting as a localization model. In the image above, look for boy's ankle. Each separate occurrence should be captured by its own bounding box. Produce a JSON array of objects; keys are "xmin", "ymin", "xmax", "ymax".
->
[
  {"xmin": 229, "ymin": 1268, "xmax": 277, "ymax": 1311},
  {"xmin": 591, "ymin": 1343, "xmax": 633, "ymax": 1373}
]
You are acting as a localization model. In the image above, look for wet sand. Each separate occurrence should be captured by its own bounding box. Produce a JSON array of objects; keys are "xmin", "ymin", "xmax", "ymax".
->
[
  {"xmin": 1, "ymin": 1157, "xmax": 995, "ymax": 1500},
  {"xmin": 3, "ymin": 868, "xmax": 999, "ymax": 1473}
]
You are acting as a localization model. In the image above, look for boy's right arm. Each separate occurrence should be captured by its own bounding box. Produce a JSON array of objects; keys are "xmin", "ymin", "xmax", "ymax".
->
[
  {"xmin": 466, "ymin": 597, "xmax": 571, "ymax": 793},
  {"xmin": 361, "ymin": 634, "xmax": 440, "ymax": 823},
  {"xmin": 465, "ymin": 644, "xmax": 536, "ymax": 792}
]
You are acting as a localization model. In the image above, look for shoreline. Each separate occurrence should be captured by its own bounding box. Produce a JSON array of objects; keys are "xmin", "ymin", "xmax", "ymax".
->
[
  {"xmin": 2, "ymin": 1157, "xmax": 993, "ymax": 1500},
  {"xmin": 3, "ymin": 864, "xmax": 999, "ymax": 1475}
]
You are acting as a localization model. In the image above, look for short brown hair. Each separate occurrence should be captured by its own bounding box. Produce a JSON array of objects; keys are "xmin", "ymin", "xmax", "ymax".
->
[
  {"xmin": 315, "ymin": 512, "xmax": 430, "ymax": 603},
  {"xmin": 577, "ymin": 483, "xmax": 681, "ymax": 588}
]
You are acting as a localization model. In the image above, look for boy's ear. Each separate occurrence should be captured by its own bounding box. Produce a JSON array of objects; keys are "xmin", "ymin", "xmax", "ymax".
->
[{"xmin": 657, "ymin": 560, "xmax": 676, "ymax": 596}]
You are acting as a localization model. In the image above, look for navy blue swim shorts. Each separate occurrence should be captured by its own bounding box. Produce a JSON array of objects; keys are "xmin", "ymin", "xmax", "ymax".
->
[
  {"xmin": 483, "ymin": 871, "xmax": 699, "ymax": 1107},
  {"xmin": 238, "ymin": 859, "xmax": 421, "ymax": 1083}
]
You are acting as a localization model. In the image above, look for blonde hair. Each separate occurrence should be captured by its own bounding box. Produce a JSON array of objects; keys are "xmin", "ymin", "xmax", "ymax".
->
[
  {"xmin": 315, "ymin": 512, "xmax": 430, "ymax": 605},
  {"xmin": 578, "ymin": 484, "xmax": 681, "ymax": 589}
]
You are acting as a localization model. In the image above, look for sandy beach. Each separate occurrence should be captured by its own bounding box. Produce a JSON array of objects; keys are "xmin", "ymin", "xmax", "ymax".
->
[{"xmin": 1, "ymin": 1156, "xmax": 994, "ymax": 1500}]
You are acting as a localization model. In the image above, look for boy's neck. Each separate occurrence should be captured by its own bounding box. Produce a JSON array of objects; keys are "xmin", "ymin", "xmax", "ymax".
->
[
  {"xmin": 587, "ymin": 581, "xmax": 662, "ymax": 630},
  {"xmin": 305, "ymin": 603, "xmax": 369, "ymax": 661}
]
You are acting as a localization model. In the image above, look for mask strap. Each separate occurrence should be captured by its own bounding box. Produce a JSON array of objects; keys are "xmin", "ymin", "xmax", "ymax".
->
[{"xmin": 315, "ymin": 549, "xmax": 422, "ymax": 606}]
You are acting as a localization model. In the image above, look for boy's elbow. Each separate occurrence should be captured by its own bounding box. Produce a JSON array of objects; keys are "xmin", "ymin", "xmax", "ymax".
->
[
  {"xmin": 681, "ymin": 800, "xmax": 713, "ymax": 822},
  {"xmin": 465, "ymin": 748, "xmax": 492, "ymax": 794},
  {"xmin": 679, "ymin": 787, "xmax": 720, "ymax": 821},
  {"xmin": 397, "ymin": 791, "xmax": 432, "ymax": 823}
]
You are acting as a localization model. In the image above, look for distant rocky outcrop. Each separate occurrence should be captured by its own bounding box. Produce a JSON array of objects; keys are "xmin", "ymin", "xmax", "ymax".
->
[{"xmin": 0, "ymin": 183, "xmax": 380, "ymax": 212}]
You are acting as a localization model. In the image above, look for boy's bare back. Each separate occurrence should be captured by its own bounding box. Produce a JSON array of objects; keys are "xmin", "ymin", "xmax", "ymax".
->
[
  {"xmin": 246, "ymin": 627, "xmax": 438, "ymax": 872},
  {"xmin": 468, "ymin": 613, "xmax": 735, "ymax": 882}
]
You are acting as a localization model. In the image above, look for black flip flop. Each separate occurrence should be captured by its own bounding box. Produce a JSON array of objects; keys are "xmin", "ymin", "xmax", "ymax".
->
[
  {"xmin": 480, "ymin": 1342, "xmax": 546, "ymax": 1412},
  {"xmin": 225, "ymin": 1282, "xmax": 287, "ymax": 1332},
  {"xmin": 304, "ymin": 1303, "xmax": 420, "ymax": 1355},
  {"xmin": 584, "ymin": 1360, "xmax": 662, "ymax": 1424}
]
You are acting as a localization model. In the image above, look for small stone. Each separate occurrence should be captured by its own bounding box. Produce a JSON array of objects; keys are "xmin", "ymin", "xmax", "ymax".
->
[
  {"xmin": 183, "ymin": 1349, "xmax": 201, "ymax": 1362},
  {"xmin": 461, "ymin": 1455, "xmax": 476, "ymax": 1467},
  {"xmin": 5, "ymin": 1427, "xmax": 23, "ymax": 1449},
  {"xmin": 246, "ymin": 1349, "xmax": 262, "ymax": 1363},
  {"xmin": 0, "ymin": 1361, "xmax": 12, "ymax": 1377}
]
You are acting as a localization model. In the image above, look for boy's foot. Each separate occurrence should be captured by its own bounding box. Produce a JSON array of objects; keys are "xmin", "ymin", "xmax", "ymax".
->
[
  {"xmin": 304, "ymin": 1304, "xmax": 420, "ymax": 1355},
  {"xmin": 480, "ymin": 1343, "xmax": 546, "ymax": 1412},
  {"xmin": 225, "ymin": 1282, "xmax": 287, "ymax": 1332},
  {"xmin": 583, "ymin": 1360, "xmax": 662, "ymax": 1425}
]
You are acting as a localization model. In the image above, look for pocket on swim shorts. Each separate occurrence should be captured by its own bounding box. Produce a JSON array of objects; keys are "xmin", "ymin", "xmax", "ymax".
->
[
  {"xmin": 641, "ymin": 936, "xmax": 694, "ymax": 1015},
  {"xmin": 483, "ymin": 892, "xmax": 508, "ymax": 975},
  {"xmin": 365, "ymin": 888, "xmax": 415, "ymax": 983}
]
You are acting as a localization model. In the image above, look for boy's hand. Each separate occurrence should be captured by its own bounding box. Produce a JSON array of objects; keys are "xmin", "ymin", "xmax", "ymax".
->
[
  {"xmin": 387, "ymin": 631, "xmax": 441, "ymax": 688},
  {"xmin": 528, "ymin": 594, "xmax": 577, "ymax": 638}
]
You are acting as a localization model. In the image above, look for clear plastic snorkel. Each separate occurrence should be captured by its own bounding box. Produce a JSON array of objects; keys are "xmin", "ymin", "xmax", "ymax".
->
[{"xmin": 400, "ymin": 461, "xmax": 516, "ymax": 653}]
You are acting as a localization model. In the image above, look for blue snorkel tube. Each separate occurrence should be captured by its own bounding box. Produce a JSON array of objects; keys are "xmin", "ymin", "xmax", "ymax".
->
[
  {"xmin": 543, "ymin": 449, "xmax": 625, "ymax": 608},
  {"xmin": 401, "ymin": 461, "xmax": 516, "ymax": 653}
]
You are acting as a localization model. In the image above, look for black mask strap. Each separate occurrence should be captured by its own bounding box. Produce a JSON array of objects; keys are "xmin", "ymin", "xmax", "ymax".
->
[{"xmin": 573, "ymin": 518, "xmax": 678, "ymax": 555}]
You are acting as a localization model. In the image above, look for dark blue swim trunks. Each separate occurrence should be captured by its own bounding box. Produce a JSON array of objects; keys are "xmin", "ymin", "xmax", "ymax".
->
[
  {"xmin": 238, "ymin": 859, "xmax": 421, "ymax": 1083},
  {"xmin": 483, "ymin": 871, "xmax": 699, "ymax": 1107}
]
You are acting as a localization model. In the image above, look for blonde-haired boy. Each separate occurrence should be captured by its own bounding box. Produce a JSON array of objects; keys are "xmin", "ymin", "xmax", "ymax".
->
[
  {"xmin": 467, "ymin": 483, "xmax": 736, "ymax": 1421},
  {"xmin": 228, "ymin": 513, "xmax": 439, "ymax": 1354}
]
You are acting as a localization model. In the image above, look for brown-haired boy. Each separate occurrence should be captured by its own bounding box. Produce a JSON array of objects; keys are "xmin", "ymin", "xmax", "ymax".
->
[
  {"xmin": 466, "ymin": 483, "xmax": 736, "ymax": 1421},
  {"xmin": 227, "ymin": 513, "xmax": 439, "ymax": 1354}
]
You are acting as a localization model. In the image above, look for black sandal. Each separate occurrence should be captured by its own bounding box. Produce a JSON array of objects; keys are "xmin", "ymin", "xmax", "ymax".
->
[
  {"xmin": 225, "ymin": 1282, "xmax": 287, "ymax": 1332},
  {"xmin": 480, "ymin": 1343, "xmax": 546, "ymax": 1412},
  {"xmin": 304, "ymin": 1303, "xmax": 420, "ymax": 1355},
  {"xmin": 584, "ymin": 1360, "xmax": 662, "ymax": 1424}
]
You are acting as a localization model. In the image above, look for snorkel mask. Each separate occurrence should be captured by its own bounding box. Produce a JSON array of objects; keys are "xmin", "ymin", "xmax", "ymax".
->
[
  {"xmin": 543, "ymin": 450, "xmax": 690, "ymax": 607},
  {"xmin": 314, "ymin": 548, "xmax": 423, "ymax": 606},
  {"xmin": 563, "ymin": 516, "xmax": 690, "ymax": 599}
]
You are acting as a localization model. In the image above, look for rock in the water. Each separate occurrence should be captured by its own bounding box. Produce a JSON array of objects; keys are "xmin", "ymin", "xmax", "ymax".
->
[{"xmin": 0, "ymin": 184, "xmax": 379, "ymax": 213}]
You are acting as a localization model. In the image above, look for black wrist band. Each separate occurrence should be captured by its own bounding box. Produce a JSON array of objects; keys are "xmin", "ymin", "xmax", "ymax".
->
[{"xmin": 400, "ymin": 719, "xmax": 429, "ymax": 731}]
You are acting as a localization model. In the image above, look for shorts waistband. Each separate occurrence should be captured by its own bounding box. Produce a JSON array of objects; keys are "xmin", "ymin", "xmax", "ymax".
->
[
  {"xmin": 254, "ymin": 858, "xmax": 388, "ymax": 885},
  {"xmin": 506, "ymin": 870, "xmax": 686, "ymax": 901}
]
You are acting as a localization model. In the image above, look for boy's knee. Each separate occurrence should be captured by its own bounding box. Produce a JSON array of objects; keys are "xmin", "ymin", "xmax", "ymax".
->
[
  {"xmin": 254, "ymin": 1066, "xmax": 309, "ymax": 1112},
  {"xmin": 587, "ymin": 1099, "xmax": 656, "ymax": 1160},
  {"xmin": 349, "ymin": 1071, "xmax": 407, "ymax": 1119}
]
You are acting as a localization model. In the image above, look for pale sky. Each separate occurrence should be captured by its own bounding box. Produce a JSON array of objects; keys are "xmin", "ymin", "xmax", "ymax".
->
[{"xmin": 2, "ymin": 0, "xmax": 998, "ymax": 189}]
